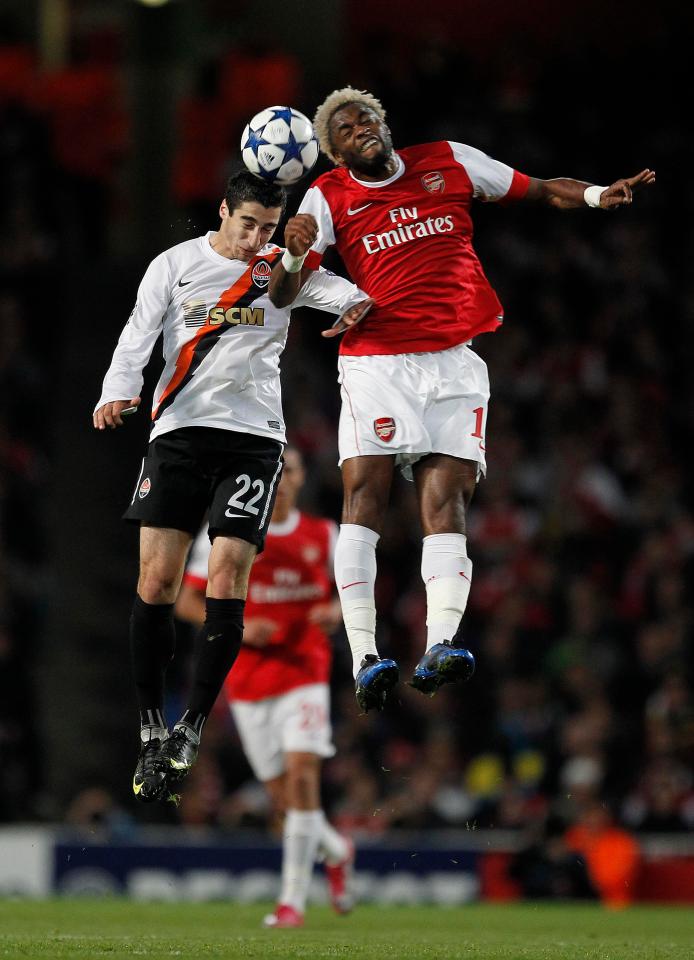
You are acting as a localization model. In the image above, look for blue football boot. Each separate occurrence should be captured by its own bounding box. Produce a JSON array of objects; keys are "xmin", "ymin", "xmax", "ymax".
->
[
  {"xmin": 410, "ymin": 638, "xmax": 475, "ymax": 696},
  {"xmin": 355, "ymin": 654, "xmax": 399, "ymax": 712}
]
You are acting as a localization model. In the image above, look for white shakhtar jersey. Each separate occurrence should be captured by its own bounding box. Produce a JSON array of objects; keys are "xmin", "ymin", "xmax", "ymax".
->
[{"xmin": 95, "ymin": 232, "xmax": 366, "ymax": 442}]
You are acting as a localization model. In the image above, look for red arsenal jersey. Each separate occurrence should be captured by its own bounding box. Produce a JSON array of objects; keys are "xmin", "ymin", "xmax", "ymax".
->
[
  {"xmin": 299, "ymin": 141, "xmax": 529, "ymax": 356},
  {"xmin": 183, "ymin": 511, "xmax": 337, "ymax": 701}
]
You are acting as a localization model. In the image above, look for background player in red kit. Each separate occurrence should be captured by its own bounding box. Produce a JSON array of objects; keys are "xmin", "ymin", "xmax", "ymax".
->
[
  {"xmin": 269, "ymin": 86, "xmax": 655, "ymax": 712},
  {"xmin": 176, "ymin": 447, "xmax": 354, "ymax": 929}
]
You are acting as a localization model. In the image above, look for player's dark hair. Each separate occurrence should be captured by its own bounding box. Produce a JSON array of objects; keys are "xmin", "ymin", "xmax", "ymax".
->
[{"xmin": 224, "ymin": 171, "xmax": 287, "ymax": 214}]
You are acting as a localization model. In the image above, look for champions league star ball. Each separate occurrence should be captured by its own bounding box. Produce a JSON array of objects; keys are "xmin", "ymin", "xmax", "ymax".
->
[{"xmin": 241, "ymin": 106, "xmax": 319, "ymax": 185}]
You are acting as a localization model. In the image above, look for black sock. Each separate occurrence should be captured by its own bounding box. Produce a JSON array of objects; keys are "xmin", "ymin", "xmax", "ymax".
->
[
  {"xmin": 181, "ymin": 597, "xmax": 244, "ymax": 729},
  {"xmin": 129, "ymin": 595, "xmax": 176, "ymax": 727}
]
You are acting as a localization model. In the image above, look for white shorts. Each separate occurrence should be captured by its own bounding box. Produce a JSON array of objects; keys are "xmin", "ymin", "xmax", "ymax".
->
[
  {"xmin": 229, "ymin": 682, "xmax": 335, "ymax": 783},
  {"xmin": 337, "ymin": 342, "xmax": 490, "ymax": 480}
]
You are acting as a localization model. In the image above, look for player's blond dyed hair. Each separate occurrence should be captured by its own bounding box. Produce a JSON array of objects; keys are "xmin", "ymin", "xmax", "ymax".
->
[{"xmin": 313, "ymin": 87, "xmax": 386, "ymax": 164}]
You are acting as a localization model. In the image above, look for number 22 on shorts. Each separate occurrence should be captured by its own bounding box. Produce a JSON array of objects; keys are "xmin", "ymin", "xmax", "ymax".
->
[{"xmin": 225, "ymin": 474, "xmax": 266, "ymax": 517}]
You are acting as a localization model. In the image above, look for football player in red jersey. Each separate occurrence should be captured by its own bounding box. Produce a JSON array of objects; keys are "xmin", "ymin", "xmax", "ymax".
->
[
  {"xmin": 269, "ymin": 86, "xmax": 655, "ymax": 712},
  {"xmin": 176, "ymin": 447, "xmax": 355, "ymax": 928}
]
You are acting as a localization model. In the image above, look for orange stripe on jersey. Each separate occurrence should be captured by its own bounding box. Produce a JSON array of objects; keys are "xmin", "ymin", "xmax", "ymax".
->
[{"xmin": 151, "ymin": 256, "xmax": 268, "ymax": 421}]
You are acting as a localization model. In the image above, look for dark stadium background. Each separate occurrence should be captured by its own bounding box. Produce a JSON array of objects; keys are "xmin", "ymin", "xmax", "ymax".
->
[{"xmin": 1, "ymin": 0, "xmax": 692, "ymax": 902}]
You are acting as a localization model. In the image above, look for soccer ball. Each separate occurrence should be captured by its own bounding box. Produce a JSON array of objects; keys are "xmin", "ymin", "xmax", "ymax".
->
[{"xmin": 241, "ymin": 106, "xmax": 319, "ymax": 186}]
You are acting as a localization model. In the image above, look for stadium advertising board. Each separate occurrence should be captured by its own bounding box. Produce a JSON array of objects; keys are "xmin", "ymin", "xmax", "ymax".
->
[{"xmin": 53, "ymin": 838, "xmax": 479, "ymax": 904}]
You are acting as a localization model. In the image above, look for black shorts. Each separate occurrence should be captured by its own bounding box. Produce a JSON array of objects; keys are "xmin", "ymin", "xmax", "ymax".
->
[{"xmin": 123, "ymin": 427, "xmax": 284, "ymax": 550}]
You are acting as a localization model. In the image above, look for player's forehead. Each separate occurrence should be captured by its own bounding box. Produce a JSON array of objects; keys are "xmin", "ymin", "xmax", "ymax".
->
[
  {"xmin": 330, "ymin": 102, "xmax": 381, "ymax": 131},
  {"xmin": 231, "ymin": 200, "xmax": 282, "ymax": 224}
]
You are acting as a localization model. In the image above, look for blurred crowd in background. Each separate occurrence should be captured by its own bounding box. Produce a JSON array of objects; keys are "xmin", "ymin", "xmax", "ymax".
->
[{"xmin": 0, "ymin": 1, "xmax": 692, "ymax": 874}]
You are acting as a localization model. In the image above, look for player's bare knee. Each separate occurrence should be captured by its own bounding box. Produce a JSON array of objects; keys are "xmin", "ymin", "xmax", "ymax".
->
[
  {"xmin": 286, "ymin": 758, "xmax": 320, "ymax": 808},
  {"xmin": 342, "ymin": 484, "xmax": 390, "ymax": 530},
  {"xmin": 264, "ymin": 778, "xmax": 287, "ymax": 817},
  {"xmin": 208, "ymin": 537, "xmax": 255, "ymax": 598},
  {"xmin": 137, "ymin": 570, "xmax": 180, "ymax": 605},
  {"xmin": 341, "ymin": 457, "xmax": 393, "ymax": 530},
  {"xmin": 421, "ymin": 495, "xmax": 468, "ymax": 536},
  {"xmin": 206, "ymin": 567, "xmax": 247, "ymax": 599},
  {"xmin": 461, "ymin": 475, "xmax": 477, "ymax": 508},
  {"xmin": 289, "ymin": 777, "xmax": 317, "ymax": 808}
]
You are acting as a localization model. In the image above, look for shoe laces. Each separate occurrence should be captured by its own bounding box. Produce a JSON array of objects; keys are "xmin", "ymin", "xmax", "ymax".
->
[
  {"xmin": 139, "ymin": 738, "xmax": 162, "ymax": 777},
  {"xmin": 160, "ymin": 727, "xmax": 193, "ymax": 762}
]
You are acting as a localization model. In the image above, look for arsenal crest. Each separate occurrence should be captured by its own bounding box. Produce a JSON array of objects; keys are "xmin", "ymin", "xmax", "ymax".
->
[
  {"xmin": 302, "ymin": 545, "xmax": 320, "ymax": 564},
  {"xmin": 374, "ymin": 417, "xmax": 396, "ymax": 442},
  {"xmin": 421, "ymin": 171, "xmax": 445, "ymax": 193}
]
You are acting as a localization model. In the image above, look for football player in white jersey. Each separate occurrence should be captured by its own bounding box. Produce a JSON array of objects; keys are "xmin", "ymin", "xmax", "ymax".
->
[
  {"xmin": 93, "ymin": 171, "xmax": 372, "ymax": 804},
  {"xmin": 269, "ymin": 86, "xmax": 655, "ymax": 713}
]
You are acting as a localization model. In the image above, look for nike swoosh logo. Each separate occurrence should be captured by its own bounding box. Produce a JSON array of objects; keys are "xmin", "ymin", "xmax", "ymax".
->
[
  {"xmin": 347, "ymin": 204, "xmax": 372, "ymax": 216},
  {"xmin": 225, "ymin": 511, "xmax": 247, "ymax": 519},
  {"xmin": 341, "ymin": 580, "xmax": 368, "ymax": 590},
  {"xmin": 207, "ymin": 633, "xmax": 223, "ymax": 643},
  {"xmin": 178, "ymin": 278, "xmax": 193, "ymax": 287}
]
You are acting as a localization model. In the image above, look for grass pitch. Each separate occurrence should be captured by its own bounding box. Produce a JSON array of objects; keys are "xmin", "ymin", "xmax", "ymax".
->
[{"xmin": 0, "ymin": 899, "xmax": 692, "ymax": 960}]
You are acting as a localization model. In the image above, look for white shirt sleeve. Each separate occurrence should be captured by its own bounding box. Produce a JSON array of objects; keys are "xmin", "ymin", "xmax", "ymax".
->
[
  {"xmin": 297, "ymin": 185, "xmax": 335, "ymax": 255},
  {"xmin": 93, "ymin": 252, "xmax": 173, "ymax": 412},
  {"xmin": 294, "ymin": 267, "xmax": 369, "ymax": 315},
  {"xmin": 448, "ymin": 142, "xmax": 516, "ymax": 202}
]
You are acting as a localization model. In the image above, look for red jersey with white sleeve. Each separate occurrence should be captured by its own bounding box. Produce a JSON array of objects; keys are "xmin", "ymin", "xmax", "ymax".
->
[
  {"xmin": 299, "ymin": 141, "xmax": 530, "ymax": 356},
  {"xmin": 183, "ymin": 510, "xmax": 337, "ymax": 701}
]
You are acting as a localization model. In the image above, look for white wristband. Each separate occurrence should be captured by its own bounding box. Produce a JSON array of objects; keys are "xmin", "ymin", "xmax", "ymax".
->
[
  {"xmin": 281, "ymin": 249, "xmax": 308, "ymax": 273},
  {"xmin": 584, "ymin": 185, "xmax": 608, "ymax": 209}
]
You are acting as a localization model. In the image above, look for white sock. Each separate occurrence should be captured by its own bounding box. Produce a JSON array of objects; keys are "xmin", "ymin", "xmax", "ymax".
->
[
  {"xmin": 172, "ymin": 721, "xmax": 200, "ymax": 744},
  {"xmin": 421, "ymin": 533, "xmax": 473, "ymax": 652},
  {"xmin": 334, "ymin": 524, "xmax": 379, "ymax": 677},
  {"xmin": 317, "ymin": 811, "xmax": 350, "ymax": 865},
  {"xmin": 140, "ymin": 725, "xmax": 167, "ymax": 744},
  {"xmin": 279, "ymin": 808, "xmax": 322, "ymax": 912}
]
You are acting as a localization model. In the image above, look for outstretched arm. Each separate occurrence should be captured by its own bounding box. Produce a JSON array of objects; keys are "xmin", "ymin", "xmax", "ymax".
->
[
  {"xmin": 524, "ymin": 168, "xmax": 655, "ymax": 210},
  {"xmin": 93, "ymin": 253, "xmax": 170, "ymax": 429},
  {"xmin": 295, "ymin": 263, "xmax": 376, "ymax": 338},
  {"xmin": 268, "ymin": 213, "xmax": 319, "ymax": 307}
]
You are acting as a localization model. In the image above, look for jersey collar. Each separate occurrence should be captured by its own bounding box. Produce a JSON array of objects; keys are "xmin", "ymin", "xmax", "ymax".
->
[
  {"xmin": 268, "ymin": 509, "xmax": 301, "ymax": 537},
  {"xmin": 349, "ymin": 153, "xmax": 404, "ymax": 189}
]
